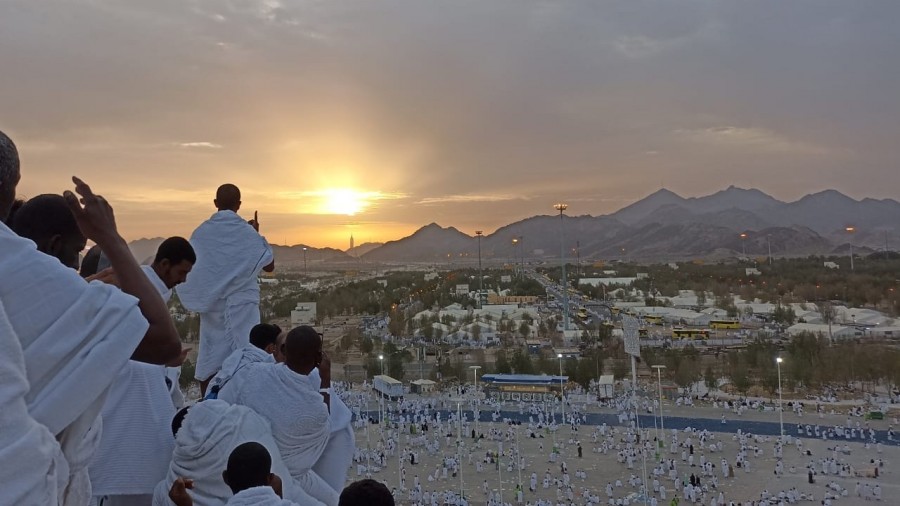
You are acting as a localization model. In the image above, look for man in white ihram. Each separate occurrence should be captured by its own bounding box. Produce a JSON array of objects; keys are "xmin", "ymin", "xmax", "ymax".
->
[
  {"xmin": 176, "ymin": 183, "xmax": 274, "ymax": 396},
  {"xmin": 89, "ymin": 237, "xmax": 197, "ymax": 506},
  {"xmin": 0, "ymin": 129, "xmax": 183, "ymax": 505},
  {"xmin": 219, "ymin": 326, "xmax": 339, "ymax": 506}
]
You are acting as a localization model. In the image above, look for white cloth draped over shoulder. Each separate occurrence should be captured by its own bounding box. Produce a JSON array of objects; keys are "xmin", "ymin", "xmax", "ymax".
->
[
  {"xmin": 210, "ymin": 345, "xmax": 275, "ymax": 399},
  {"xmin": 152, "ymin": 400, "xmax": 326, "ymax": 506},
  {"xmin": 226, "ymin": 486, "xmax": 299, "ymax": 506},
  {"xmin": 307, "ymin": 368, "xmax": 355, "ymax": 491},
  {"xmin": 0, "ymin": 223, "xmax": 149, "ymax": 506},
  {"xmin": 176, "ymin": 211, "xmax": 273, "ymax": 380},
  {"xmin": 0, "ymin": 298, "xmax": 68, "ymax": 505},
  {"xmin": 89, "ymin": 265, "xmax": 176, "ymax": 498},
  {"xmin": 88, "ymin": 361, "xmax": 176, "ymax": 496},
  {"xmin": 221, "ymin": 363, "xmax": 337, "ymax": 506}
]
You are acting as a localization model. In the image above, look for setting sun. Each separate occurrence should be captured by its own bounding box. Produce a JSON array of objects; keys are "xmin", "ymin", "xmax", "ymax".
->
[{"xmin": 321, "ymin": 188, "xmax": 372, "ymax": 216}]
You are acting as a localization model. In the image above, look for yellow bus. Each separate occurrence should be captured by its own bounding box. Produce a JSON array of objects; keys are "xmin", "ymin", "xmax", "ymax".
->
[
  {"xmin": 672, "ymin": 328, "xmax": 710, "ymax": 339},
  {"xmin": 611, "ymin": 307, "xmax": 621, "ymax": 315},
  {"xmin": 709, "ymin": 320, "xmax": 740, "ymax": 329},
  {"xmin": 577, "ymin": 308, "xmax": 589, "ymax": 319},
  {"xmin": 644, "ymin": 315, "xmax": 663, "ymax": 325}
]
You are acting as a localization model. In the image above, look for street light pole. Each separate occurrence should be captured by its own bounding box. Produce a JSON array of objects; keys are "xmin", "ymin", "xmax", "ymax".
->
[
  {"xmin": 652, "ymin": 365, "xmax": 666, "ymax": 444},
  {"xmin": 739, "ymin": 233, "xmax": 747, "ymax": 258},
  {"xmin": 303, "ymin": 246, "xmax": 308, "ymax": 274},
  {"xmin": 776, "ymin": 357, "xmax": 784, "ymax": 443},
  {"xmin": 554, "ymin": 204, "xmax": 569, "ymax": 331},
  {"xmin": 767, "ymin": 235, "xmax": 772, "ymax": 265},
  {"xmin": 470, "ymin": 365, "xmax": 481, "ymax": 437},
  {"xmin": 557, "ymin": 353, "xmax": 565, "ymax": 426},
  {"xmin": 845, "ymin": 226, "xmax": 856, "ymax": 271},
  {"xmin": 476, "ymin": 231, "xmax": 484, "ymax": 308}
]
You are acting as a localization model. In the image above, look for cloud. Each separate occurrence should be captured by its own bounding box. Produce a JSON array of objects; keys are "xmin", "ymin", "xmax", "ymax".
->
[
  {"xmin": 673, "ymin": 126, "xmax": 831, "ymax": 156},
  {"xmin": 178, "ymin": 142, "xmax": 223, "ymax": 149},
  {"xmin": 416, "ymin": 194, "xmax": 526, "ymax": 205}
]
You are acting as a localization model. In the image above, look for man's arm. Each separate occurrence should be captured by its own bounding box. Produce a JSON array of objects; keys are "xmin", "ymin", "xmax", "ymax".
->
[
  {"xmin": 64, "ymin": 177, "xmax": 181, "ymax": 365},
  {"xmin": 249, "ymin": 211, "xmax": 275, "ymax": 273}
]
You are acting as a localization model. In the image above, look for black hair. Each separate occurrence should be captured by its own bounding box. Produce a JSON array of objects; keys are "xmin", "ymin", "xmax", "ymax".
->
[
  {"xmin": 215, "ymin": 184, "xmax": 241, "ymax": 211},
  {"xmin": 339, "ymin": 479, "xmax": 395, "ymax": 506},
  {"xmin": 225, "ymin": 442, "xmax": 272, "ymax": 494},
  {"xmin": 10, "ymin": 194, "xmax": 80, "ymax": 243},
  {"xmin": 249, "ymin": 323, "xmax": 281, "ymax": 350},
  {"xmin": 154, "ymin": 236, "xmax": 196, "ymax": 266},
  {"xmin": 171, "ymin": 406, "xmax": 191, "ymax": 438}
]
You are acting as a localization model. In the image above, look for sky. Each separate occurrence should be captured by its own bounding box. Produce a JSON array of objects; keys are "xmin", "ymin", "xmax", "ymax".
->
[{"xmin": 2, "ymin": 0, "xmax": 899, "ymax": 249}]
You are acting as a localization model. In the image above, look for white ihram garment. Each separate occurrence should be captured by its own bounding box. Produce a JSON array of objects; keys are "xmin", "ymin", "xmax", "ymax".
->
[
  {"xmin": 0, "ymin": 223, "xmax": 149, "ymax": 506},
  {"xmin": 210, "ymin": 345, "xmax": 275, "ymax": 399},
  {"xmin": 226, "ymin": 486, "xmax": 299, "ymax": 506},
  {"xmin": 224, "ymin": 363, "xmax": 337, "ymax": 506},
  {"xmin": 309, "ymin": 368, "xmax": 355, "ymax": 492},
  {"xmin": 0, "ymin": 298, "xmax": 68, "ymax": 505},
  {"xmin": 176, "ymin": 210, "xmax": 272, "ymax": 381},
  {"xmin": 90, "ymin": 266, "xmax": 177, "ymax": 499},
  {"xmin": 151, "ymin": 400, "xmax": 325, "ymax": 506}
]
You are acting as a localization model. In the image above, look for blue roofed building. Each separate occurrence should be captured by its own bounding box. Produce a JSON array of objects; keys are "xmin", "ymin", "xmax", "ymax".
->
[{"xmin": 479, "ymin": 373, "xmax": 568, "ymax": 402}]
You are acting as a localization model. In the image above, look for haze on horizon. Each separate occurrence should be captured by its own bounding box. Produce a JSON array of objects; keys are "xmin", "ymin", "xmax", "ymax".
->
[{"xmin": 2, "ymin": 1, "xmax": 898, "ymax": 249}]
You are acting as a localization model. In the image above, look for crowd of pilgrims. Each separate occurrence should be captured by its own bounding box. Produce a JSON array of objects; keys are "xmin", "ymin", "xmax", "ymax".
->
[{"xmin": 334, "ymin": 386, "xmax": 892, "ymax": 506}]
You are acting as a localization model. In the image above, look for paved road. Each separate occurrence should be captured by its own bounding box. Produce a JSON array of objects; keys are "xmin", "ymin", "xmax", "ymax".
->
[{"xmin": 360, "ymin": 408, "xmax": 899, "ymax": 446}]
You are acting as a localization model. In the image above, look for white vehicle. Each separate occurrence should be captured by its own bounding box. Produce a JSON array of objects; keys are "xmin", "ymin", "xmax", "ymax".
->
[{"xmin": 373, "ymin": 375, "xmax": 404, "ymax": 400}]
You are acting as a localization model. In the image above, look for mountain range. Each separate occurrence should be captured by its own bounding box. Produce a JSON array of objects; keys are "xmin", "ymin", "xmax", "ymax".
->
[
  {"xmin": 356, "ymin": 186, "xmax": 899, "ymax": 263},
  {"xmin": 127, "ymin": 186, "xmax": 899, "ymax": 265}
]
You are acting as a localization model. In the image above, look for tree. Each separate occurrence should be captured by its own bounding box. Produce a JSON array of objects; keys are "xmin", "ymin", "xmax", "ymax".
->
[
  {"xmin": 704, "ymin": 365, "xmax": 717, "ymax": 393},
  {"xmin": 817, "ymin": 301, "xmax": 836, "ymax": 344},
  {"xmin": 360, "ymin": 336, "xmax": 374, "ymax": 355},
  {"xmin": 495, "ymin": 351, "xmax": 512, "ymax": 374},
  {"xmin": 519, "ymin": 321, "xmax": 531, "ymax": 339},
  {"xmin": 612, "ymin": 359, "xmax": 630, "ymax": 380},
  {"xmin": 471, "ymin": 324, "xmax": 482, "ymax": 341}
]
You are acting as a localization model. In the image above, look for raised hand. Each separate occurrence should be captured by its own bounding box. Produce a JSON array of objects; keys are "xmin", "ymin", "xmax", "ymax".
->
[
  {"xmin": 63, "ymin": 176, "xmax": 120, "ymax": 246},
  {"xmin": 168, "ymin": 477, "xmax": 194, "ymax": 506},
  {"xmin": 248, "ymin": 210, "xmax": 260, "ymax": 231}
]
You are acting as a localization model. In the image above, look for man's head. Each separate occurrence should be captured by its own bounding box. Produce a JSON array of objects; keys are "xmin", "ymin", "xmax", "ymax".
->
[
  {"xmin": 0, "ymin": 130, "xmax": 22, "ymax": 223},
  {"xmin": 222, "ymin": 442, "xmax": 274, "ymax": 495},
  {"xmin": 214, "ymin": 184, "xmax": 241, "ymax": 212},
  {"xmin": 151, "ymin": 236, "xmax": 196, "ymax": 289},
  {"xmin": 273, "ymin": 331, "xmax": 287, "ymax": 363},
  {"xmin": 11, "ymin": 194, "xmax": 86, "ymax": 269},
  {"xmin": 249, "ymin": 323, "xmax": 281, "ymax": 355},
  {"xmin": 339, "ymin": 479, "xmax": 395, "ymax": 506},
  {"xmin": 282, "ymin": 325, "xmax": 322, "ymax": 374}
]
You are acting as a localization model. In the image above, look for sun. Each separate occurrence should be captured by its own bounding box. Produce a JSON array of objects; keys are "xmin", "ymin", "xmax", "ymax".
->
[{"xmin": 321, "ymin": 188, "xmax": 369, "ymax": 216}]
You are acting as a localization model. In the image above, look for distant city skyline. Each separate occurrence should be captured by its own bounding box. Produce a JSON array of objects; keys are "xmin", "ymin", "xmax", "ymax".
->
[{"xmin": 2, "ymin": 1, "xmax": 899, "ymax": 248}]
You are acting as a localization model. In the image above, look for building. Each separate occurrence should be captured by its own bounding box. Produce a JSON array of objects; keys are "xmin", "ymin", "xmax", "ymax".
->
[
  {"xmin": 745, "ymin": 268, "xmax": 761, "ymax": 276},
  {"xmin": 410, "ymin": 379, "xmax": 437, "ymax": 394},
  {"xmin": 596, "ymin": 375, "xmax": 615, "ymax": 399},
  {"xmin": 454, "ymin": 284, "xmax": 470, "ymax": 295},
  {"xmin": 373, "ymin": 375, "xmax": 404, "ymax": 399},
  {"xmin": 500, "ymin": 275, "xmax": 512, "ymax": 283},
  {"xmin": 554, "ymin": 347, "xmax": 580, "ymax": 359},
  {"xmin": 824, "ymin": 262, "xmax": 840, "ymax": 269},
  {"xmin": 290, "ymin": 302, "xmax": 317, "ymax": 327},
  {"xmin": 480, "ymin": 374, "xmax": 568, "ymax": 402}
]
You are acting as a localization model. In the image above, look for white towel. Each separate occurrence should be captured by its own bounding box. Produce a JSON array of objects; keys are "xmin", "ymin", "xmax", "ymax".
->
[
  {"xmin": 222, "ymin": 363, "xmax": 338, "ymax": 505},
  {"xmin": 210, "ymin": 345, "xmax": 275, "ymax": 398},
  {"xmin": 88, "ymin": 362, "xmax": 176, "ymax": 496},
  {"xmin": 176, "ymin": 211, "xmax": 272, "ymax": 381},
  {"xmin": 0, "ymin": 222, "xmax": 149, "ymax": 505},
  {"xmin": 226, "ymin": 486, "xmax": 298, "ymax": 506},
  {"xmin": 151, "ymin": 400, "xmax": 326, "ymax": 506},
  {"xmin": 0, "ymin": 223, "xmax": 149, "ymax": 436},
  {"xmin": 176, "ymin": 210, "xmax": 272, "ymax": 314},
  {"xmin": 0, "ymin": 298, "xmax": 68, "ymax": 505}
]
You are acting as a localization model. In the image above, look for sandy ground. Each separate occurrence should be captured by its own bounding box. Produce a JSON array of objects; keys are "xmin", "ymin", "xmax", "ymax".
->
[{"xmin": 348, "ymin": 402, "xmax": 897, "ymax": 506}]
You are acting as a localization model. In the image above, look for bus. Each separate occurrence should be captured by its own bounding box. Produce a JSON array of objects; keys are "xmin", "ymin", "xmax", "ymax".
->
[
  {"xmin": 672, "ymin": 328, "xmax": 710, "ymax": 339},
  {"xmin": 644, "ymin": 315, "xmax": 664, "ymax": 325},
  {"xmin": 709, "ymin": 320, "xmax": 741, "ymax": 330},
  {"xmin": 577, "ymin": 308, "xmax": 589, "ymax": 319}
]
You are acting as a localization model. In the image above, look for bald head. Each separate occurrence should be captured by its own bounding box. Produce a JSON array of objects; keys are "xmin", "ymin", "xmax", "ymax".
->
[
  {"xmin": 214, "ymin": 183, "xmax": 241, "ymax": 212},
  {"xmin": 0, "ymin": 130, "xmax": 21, "ymax": 222},
  {"xmin": 283, "ymin": 325, "xmax": 322, "ymax": 374}
]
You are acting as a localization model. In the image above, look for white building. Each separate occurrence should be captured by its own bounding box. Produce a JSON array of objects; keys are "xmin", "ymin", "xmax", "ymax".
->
[
  {"xmin": 786, "ymin": 323, "xmax": 856, "ymax": 340},
  {"xmin": 454, "ymin": 284, "xmax": 470, "ymax": 295},
  {"xmin": 745, "ymin": 268, "xmax": 761, "ymax": 276},
  {"xmin": 579, "ymin": 277, "xmax": 638, "ymax": 287},
  {"xmin": 290, "ymin": 302, "xmax": 317, "ymax": 327},
  {"xmin": 824, "ymin": 262, "xmax": 840, "ymax": 269}
]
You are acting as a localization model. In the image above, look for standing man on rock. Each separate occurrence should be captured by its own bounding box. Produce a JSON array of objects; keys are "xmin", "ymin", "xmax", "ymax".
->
[{"xmin": 177, "ymin": 184, "xmax": 274, "ymax": 396}]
